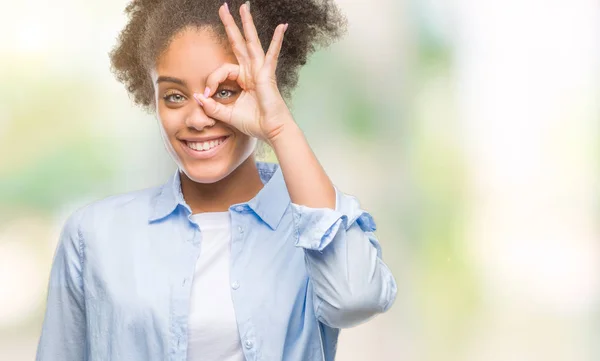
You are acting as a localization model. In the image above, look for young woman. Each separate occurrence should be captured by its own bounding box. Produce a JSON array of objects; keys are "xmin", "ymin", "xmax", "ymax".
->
[{"xmin": 36, "ymin": 0, "xmax": 397, "ymax": 360}]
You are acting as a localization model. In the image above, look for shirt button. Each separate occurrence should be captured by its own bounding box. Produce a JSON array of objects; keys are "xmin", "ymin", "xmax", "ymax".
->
[
  {"xmin": 238, "ymin": 226, "xmax": 244, "ymax": 234},
  {"xmin": 235, "ymin": 206, "xmax": 245, "ymax": 212},
  {"xmin": 244, "ymin": 340, "xmax": 253, "ymax": 349},
  {"xmin": 231, "ymin": 281, "xmax": 240, "ymax": 290}
]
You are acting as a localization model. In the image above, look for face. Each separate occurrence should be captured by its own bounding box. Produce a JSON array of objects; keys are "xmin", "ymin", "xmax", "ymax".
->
[{"xmin": 151, "ymin": 26, "xmax": 257, "ymax": 184}]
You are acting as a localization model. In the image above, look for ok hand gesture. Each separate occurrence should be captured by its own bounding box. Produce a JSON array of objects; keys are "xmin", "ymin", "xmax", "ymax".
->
[{"xmin": 194, "ymin": 2, "xmax": 292, "ymax": 143}]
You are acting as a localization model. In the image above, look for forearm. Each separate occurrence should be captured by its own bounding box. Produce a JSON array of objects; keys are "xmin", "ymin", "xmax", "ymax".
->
[
  {"xmin": 270, "ymin": 117, "xmax": 397, "ymax": 328},
  {"xmin": 269, "ymin": 117, "xmax": 336, "ymax": 209}
]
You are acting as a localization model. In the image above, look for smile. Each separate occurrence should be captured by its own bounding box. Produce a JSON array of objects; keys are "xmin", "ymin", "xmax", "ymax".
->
[
  {"xmin": 185, "ymin": 136, "xmax": 229, "ymax": 151},
  {"xmin": 180, "ymin": 135, "xmax": 230, "ymax": 160}
]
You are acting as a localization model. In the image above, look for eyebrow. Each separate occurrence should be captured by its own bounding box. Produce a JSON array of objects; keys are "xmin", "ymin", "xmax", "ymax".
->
[{"xmin": 156, "ymin": 76, "xmax": 188, "ymax": 87}]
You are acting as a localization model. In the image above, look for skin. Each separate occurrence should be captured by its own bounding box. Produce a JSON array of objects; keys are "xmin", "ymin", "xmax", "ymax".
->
[
  {"xmin": 152, "ymin": 27, "xmax": 264, "ymax": 212},
  {"xmin": 153, "ymin": 2, "xmax": 335, "ymax": 213}
]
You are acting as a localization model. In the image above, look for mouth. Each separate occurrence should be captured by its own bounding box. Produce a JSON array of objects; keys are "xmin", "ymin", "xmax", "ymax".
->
[
  {"xmin": 184, "ymin": 136, "xmax": 229, "ymax": 151},
  {"xmin": 180, "ymin": 135, "xmax": 231, "ymax": 159}
]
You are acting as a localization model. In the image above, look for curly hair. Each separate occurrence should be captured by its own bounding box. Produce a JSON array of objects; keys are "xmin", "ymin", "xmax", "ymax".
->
[{"xmin": 109, "ymin": 0, "xmax": 347, "ymax": 112}]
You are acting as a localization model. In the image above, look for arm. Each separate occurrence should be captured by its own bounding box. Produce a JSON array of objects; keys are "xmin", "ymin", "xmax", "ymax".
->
[
  {"xmin": 271, "ymin": 121, "xmax": 397, "ymax": 328},
  {"xmin": 193, "ymin": 3, "xmax": 396, "ymax": 327},
  {"xmin": 36, "ymin": 209, "xmax": 87, "ymax": 360}
]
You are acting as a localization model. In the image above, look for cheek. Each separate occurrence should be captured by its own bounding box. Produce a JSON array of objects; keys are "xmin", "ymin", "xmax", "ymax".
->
[
  {"xmin": 157, "ymin": 109, "xmax": 182, "ymax": 137},
  {"xmin": 235, "ymin": 133, "xmax": 258, "ymax": 156}
]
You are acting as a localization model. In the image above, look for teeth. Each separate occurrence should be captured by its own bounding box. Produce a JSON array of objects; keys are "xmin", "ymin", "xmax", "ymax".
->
[{"xmin": 187, "ymin": 137, "xmax": 225, "ymax": 152}]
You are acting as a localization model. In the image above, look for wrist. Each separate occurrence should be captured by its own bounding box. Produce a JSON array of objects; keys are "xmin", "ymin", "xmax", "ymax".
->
[{"xmin": 265, "ymin": 113, "xmax": 301, "ymax": 145}]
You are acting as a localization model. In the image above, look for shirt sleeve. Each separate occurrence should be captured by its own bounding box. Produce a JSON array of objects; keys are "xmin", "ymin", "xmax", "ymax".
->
[
  {"xmin": 36, "ymin": 209, "xmax": 87, "ymax": 361},
  {"xmin": 291, "ymin": 187, "xmax": 397, "ymax": 329}
]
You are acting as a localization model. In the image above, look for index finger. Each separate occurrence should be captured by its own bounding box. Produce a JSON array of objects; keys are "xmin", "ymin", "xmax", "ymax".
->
[
  {"xmin": 204, "ymin": 63, "xmax": 241, "ymax": 97},
  {"xmin": 219, "ymin": 3, "xmax": 249, "ymax": 65}
]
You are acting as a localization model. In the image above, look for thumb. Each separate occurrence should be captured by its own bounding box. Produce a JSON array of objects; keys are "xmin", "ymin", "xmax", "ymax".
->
[{"xmin": 193, "ymin": 93, "xmax": 233, "ymax": 124}]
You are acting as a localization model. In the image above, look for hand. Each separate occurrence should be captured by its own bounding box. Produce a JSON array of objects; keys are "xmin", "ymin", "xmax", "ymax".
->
[{"xmin": 193, "ymin": 2, "xmax": 293, "ymax": 143}]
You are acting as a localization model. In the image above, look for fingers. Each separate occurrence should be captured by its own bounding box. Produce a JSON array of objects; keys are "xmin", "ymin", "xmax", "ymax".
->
[
  {"xmin": 204, "ymin": 63, "xmax": 240, "ymax": 98},
  {"xmin": 193, "ymin": 93, "xmax": 233, "ymax": 124},
  {"xmin": 240, "ymin": 2, "xmax": 264, "ymax": 66},
  {"xmin": 218, "ymin": 3, "xmax": 249, "ymax": 65},
  {"xmin": 264, "ymin": 23, "xmax": 288, "ymax": 73},
  {"xmin": 193, "ymin": 63, "xmax": 240, "ymax": 124},
  {"xmin": 218, "ymin": 2, "xmax": 287, "ymax": 78}
]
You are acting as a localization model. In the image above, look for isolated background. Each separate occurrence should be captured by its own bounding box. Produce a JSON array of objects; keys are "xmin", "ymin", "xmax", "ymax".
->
[{"xmin": 1, "ymin": 0, "xmax": 599, "ymax": 360}]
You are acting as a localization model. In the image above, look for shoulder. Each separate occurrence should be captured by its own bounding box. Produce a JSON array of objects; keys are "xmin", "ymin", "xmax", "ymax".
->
[
  {"xmin": 256, "ymin": 161, "xmax": 279, "ymax": 180},
  {"xmin": 66, "ymin": 184, "xmax": 164, "ymax": 232}
]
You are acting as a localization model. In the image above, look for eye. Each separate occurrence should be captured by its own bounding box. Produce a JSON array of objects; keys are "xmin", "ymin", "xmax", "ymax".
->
[
  {"xmin": 162, "ymin": 92, "xmax": 186, "ymax": 104},
  {"xmin": 214, "ymin": 89, "xmax": 236, "ymax": 99}
]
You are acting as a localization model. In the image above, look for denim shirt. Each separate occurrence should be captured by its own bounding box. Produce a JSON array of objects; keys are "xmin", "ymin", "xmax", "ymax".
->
[{"xmin": 36, "ymin": 162, "xmax": 397, "ymax": 361}]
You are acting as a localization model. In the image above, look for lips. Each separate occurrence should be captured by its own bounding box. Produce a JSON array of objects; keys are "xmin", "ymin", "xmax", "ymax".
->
[
  {"xmin": 179, "ymin": 135, "xmax": 231, "ymax": 160},
  {"xmin": 184, "ymin": 136, "xmax": 229, "ymax": 151}
]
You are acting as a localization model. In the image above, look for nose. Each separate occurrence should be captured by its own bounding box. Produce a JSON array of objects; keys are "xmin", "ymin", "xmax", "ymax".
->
[{"xmin": 185, "ymin": 102, "xmax": 215, "ymax": 131}]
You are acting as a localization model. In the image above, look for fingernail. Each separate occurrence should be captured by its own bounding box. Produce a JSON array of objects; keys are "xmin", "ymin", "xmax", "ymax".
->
[
  {"xmin": 203, "ymin": 87, "xmax": 210, "ymax": 98},
  {"xmin": 245, "ymin": 1, "xmax": 250, "ymax": 11},
  {"xmin": 224, "ymin": 2, "xmax": 229, "ymax": 12},
  {"xmin": 284, "ymin": 23, "xmax": 289, "ymax": 31},
  {"xmin": 193, "ymin": 94, "xmax": 203, "ymax": 106}
]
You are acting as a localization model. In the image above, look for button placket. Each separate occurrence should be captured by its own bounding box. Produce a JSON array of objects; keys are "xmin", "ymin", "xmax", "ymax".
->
[{"xmin": 171, "ymin": 224, "xmax": 200, "ymax": 356}]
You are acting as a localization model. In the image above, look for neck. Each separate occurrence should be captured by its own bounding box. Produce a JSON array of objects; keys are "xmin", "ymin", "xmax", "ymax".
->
[{"xmin": 180, "ymin": 157, "xmax": 264, "ymax": 214}]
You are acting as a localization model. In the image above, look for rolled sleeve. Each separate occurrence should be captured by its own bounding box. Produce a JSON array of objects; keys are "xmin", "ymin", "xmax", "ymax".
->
[
  {"xmin": 292, "ymin": 187, "xmax": 377, "ymax": 252},
  {"xmin": 292, "ymin": 186, "xmax": 397, "ymax": 329}
]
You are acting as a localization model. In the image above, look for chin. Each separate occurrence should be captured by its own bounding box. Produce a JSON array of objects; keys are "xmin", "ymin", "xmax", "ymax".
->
[
  {"xmin": 179, "ymin": 160, "xmax": 236, "ymax": 184},
  {"xmin": 177, "ymin": 140, "xmax": 258, "ymax": 184},
  {"xmin": 159, "ymin": 125, "xmax": 258, "ymax": 184}
]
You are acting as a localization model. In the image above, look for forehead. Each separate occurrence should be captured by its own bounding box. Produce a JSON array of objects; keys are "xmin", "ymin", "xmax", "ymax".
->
[{"xmin": 155, "ymin": 27, "xmax": 236, "ymax": 82}]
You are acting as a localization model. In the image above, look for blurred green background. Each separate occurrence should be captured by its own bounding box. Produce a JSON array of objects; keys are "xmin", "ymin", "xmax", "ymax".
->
[{"xmin": 1, "ymin": 0, "xmax": 599, "ymax": 360}]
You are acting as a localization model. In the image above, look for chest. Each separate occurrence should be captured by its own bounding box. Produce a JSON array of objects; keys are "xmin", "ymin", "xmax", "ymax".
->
[{"xmin": 81, "ymin": 210, "xmax": 309, "ymax": 324}]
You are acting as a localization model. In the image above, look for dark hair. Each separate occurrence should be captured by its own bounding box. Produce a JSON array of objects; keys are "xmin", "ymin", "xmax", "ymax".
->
[{"xmin": 109, "ymin": 0, "xmax": 347, "ymax": 112}]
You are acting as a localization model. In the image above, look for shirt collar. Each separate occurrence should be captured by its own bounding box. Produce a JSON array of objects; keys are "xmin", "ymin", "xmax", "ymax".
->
[
  {"xmin": 148, "ymin": 170, "xmax": 187, "ymax": 223},
  {"xmin": 245, "ymin": 162, "xmax": 290, "ymax": 230},
  {"xmin": 149, "ymin": 161, "xmax": 290, "ymax": 230}
]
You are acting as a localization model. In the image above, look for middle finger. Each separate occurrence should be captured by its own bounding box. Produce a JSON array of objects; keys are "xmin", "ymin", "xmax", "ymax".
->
[
  {"xmin": 240, "ymin": 2, "xmax": 265, "ymax": 66},
  {"xmin": 218, "ymin": 3, "xmax": 250, "ymax": 65}
]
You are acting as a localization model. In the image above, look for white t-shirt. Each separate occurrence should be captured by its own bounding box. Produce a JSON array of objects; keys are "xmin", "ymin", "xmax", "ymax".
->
[{"xmin": 186, "ymin": 211, "xmax": 245, "ymax": 361}]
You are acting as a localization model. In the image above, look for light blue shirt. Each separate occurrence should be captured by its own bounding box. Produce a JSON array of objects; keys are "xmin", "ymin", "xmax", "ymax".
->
[{"xmin": 36, "ymin": 161, "xmax": 397, "ymax": 361}]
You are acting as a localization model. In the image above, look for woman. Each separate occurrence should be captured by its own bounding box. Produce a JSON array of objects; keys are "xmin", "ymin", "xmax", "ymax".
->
[{"xmin": 36, "ymin": 0, "xmax": 397, "ymax": 360}]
